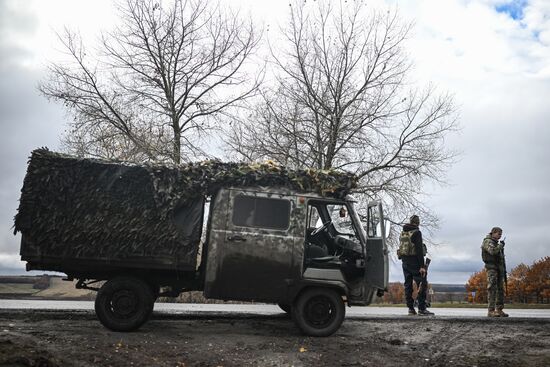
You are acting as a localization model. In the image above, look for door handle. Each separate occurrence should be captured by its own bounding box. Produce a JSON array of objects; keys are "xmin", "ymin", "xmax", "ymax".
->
[{"xmin": 227, "ymin": 235, "xmax": 247, "ymax": 242}]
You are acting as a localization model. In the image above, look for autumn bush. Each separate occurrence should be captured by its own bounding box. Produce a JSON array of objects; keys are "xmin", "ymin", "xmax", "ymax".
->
[
  {"xmin": 381, "ymin": 282, "xmax": 406, "ymax": 304},
  {"xmin": 466, "ymin": 256, "xmax": 550, "ymax": 304},
  {"xmin": 465, "ymin": 269, "xmax": 487, "ymax": 303}
]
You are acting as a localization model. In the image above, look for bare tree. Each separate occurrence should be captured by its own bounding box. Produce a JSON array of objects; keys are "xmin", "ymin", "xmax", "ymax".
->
[
  {"xmin": 40, "ymin": 0, "xmax": 261, "ymax": 164},
  {"xmin": 226, "ymin": 0, "xmax": 459, "ymax": 227}
]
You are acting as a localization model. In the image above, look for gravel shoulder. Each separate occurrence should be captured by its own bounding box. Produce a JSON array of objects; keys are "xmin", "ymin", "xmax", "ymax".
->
[{"xmin": 1, "ymin": 309, "xmax": 550, "ymax": 367}]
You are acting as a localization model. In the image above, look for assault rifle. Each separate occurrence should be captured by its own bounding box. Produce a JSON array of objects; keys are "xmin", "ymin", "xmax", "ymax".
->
[
  {"xmin": 501, "ymin": 237, "xmax": 507, "ymax": 296},
  {"xmin": 424, "ymin": 257, "xmax": 431, "ymax": 272},
  {"xmin": 415, "ymin": 257, "xmax": 431, "ymax": 308}
]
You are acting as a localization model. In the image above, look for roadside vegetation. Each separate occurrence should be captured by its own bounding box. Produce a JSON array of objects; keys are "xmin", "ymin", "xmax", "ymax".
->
[{"xmin": 466, "ymin": 256, "xmax": 550, "ymax": 304}]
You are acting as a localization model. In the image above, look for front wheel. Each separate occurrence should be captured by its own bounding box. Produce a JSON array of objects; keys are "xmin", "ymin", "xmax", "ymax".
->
[
  {"xmin": 95, "ymin": 276, "xmax": 154, "ymax": 332},
  {"xmin": 292, "ymin": 288, "xmax": 345, "ymax": 337}
]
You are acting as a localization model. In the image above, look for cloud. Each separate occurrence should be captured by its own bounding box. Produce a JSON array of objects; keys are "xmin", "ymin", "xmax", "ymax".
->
[
  {"xmin": 390, "ymin": 0, "xmax": 550, "ymax": 283},
  {"xmin": 0, "ymin": 1, "xmax": 37, "ymax": 39},
  {"xmin": 0, "ymin": 1, "xmax": 39, "ymax": 70},
  {"xmin": 0, "ymin": 2, "xmax": 65, "ymax": 257},
  {"xmin": 428, "ymin": 258, "xmax": 481, "ymax": 273},
  {"xmin": 389, "ymin": 259, "xmax": 478, "ymax": 284},
  {"xmin": 523, "ymin": 1, "xmax": 550, "ymax": 44},
  {"xmin": 0, "ymin": 253, "xmax": 25, "ymax": 273}
]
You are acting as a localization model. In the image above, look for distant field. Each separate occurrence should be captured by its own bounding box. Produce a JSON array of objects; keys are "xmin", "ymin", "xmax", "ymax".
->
[
  {"xmin": 0, "ymin": 283, "xmax": 39, "ymax": 295},
  {"xmin": 32, "ymin": 278, "xmax": 95, "ymax": 300},
  {"xmin": 0, "ymin": 277, "xmax": 94, "ymax": 300}
]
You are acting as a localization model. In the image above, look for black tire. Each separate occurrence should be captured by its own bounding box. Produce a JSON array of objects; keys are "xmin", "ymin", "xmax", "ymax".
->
[
  {"xmin": 95, "ymin": 276, "xmax": 154, "ymax": 332},
  {"xmin": 292, "ymin": 288, "xmax": 345, "ymax": 337}
]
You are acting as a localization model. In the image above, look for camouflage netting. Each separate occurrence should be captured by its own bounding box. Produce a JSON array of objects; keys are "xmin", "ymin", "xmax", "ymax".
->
[{"xmin": 14, "ymin": 149, "xmax": 357, "ymax": 268}]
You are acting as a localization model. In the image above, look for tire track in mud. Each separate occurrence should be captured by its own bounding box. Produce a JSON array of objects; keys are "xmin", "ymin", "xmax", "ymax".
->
[
  {"xmin": 407, "ymin": 318, "xmax": 550, "ymax": 367},
  {"xmin": 344, "ymin": 317, "xmax": 550, "ymax": 367},
  {"xmin": 421, "ymin": 320, "xmax": 476, "ymax": 366}
]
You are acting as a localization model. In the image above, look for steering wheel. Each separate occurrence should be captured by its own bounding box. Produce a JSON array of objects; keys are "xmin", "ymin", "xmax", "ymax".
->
[
  {"xmin": 311, "ymin": 220, "xmax": 332, "ymax": 236},
  {"xmin": 333, "ymin": 235, "xmax": 357, "ymax": 251}
]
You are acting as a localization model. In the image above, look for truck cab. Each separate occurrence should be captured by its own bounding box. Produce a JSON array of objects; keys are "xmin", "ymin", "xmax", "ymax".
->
[{"xmin": 202, "ymin": 186, "xmax": 388, "ymax": 336}]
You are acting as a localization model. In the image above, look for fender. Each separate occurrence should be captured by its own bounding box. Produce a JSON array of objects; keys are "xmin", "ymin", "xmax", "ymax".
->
[{"xmin": 288, "ymin": 278, "xmax": 349, "ymax": 302}]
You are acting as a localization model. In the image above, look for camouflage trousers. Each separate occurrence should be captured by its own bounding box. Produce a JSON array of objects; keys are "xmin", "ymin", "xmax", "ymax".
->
[{"xmin": 486, "ymin": 268, "xmax": 505, "ymax": 309}]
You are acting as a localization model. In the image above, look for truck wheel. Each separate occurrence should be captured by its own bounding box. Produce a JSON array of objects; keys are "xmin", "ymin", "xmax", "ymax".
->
[
  {"xmin": 292, "ymin": 288, "xmax": 345, "ymax": 337},
  {"xmin": 95, "ymin": 277, "xmax": 154, "ymax": 332}
]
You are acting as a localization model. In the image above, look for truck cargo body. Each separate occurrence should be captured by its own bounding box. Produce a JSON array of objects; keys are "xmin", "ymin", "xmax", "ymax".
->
[{"xmin": 17, "ymin": 151, "xmax": 205, "ymax": 287}]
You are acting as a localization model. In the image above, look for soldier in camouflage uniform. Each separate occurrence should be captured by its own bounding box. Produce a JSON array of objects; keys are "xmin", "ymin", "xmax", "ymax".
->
[{"xmin": 481, "ymin": 227, "xmax": 509, "ymax": 317}]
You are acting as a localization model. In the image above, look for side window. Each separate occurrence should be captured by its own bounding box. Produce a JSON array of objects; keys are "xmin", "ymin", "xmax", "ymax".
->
[
  {"xmin": 232, "ymin": 195, "xmax": 290, "ymax": 230},
  {"xmin": 367, "ymin": 205, "xmax": 381, "ymax": 238},
  {"xmin": 307, "ymin": 205, "xmax": 321, "ymax": 228}
]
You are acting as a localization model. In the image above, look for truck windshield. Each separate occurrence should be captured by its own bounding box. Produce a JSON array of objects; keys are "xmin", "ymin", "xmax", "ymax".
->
[{"xmin": 326, "ymin": 204, "xmax": 356, "ymax": 237}]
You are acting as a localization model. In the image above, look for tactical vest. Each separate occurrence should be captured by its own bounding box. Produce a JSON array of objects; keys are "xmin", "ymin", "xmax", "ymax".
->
[
  {"xmin": 397, "ymin": 229, "xmax": 426, "ymax": 259},
  {"xmin": 481, "ymin": 238, "xmax": 499, "ymax": 266}
]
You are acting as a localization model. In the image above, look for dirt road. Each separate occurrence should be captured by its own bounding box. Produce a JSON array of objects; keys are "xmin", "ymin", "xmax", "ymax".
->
[{"xmin": 1, "ymin": 309, "xmax": 549, "ymax": 367}]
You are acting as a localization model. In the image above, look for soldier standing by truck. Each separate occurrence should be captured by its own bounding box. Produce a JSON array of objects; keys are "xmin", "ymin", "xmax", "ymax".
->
[
  {"xmin": 481, "ymin": 227, "xmax": 509, "ymax": 317},
  {"xmin": 397, "ymin": 215, "xmax": 434, "ymax": 316}
]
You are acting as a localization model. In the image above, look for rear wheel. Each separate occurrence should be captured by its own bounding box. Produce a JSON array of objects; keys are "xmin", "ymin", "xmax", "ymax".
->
[
  {"xmin": 95, "ymin": 276, "xmax": 154, "ymax": 332},
  {"xmin": 292, "ymin": 288, "xmax": 345, "ymax": 337}
]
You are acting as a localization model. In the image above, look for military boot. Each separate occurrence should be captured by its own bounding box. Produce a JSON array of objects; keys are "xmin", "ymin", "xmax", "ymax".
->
[
  {"xmin": 418, "ymin": 309, "xmax": 435, "ymax": 316},
  {"xmin": 496, "ymin": 307, "xmax": 509, "ymax": 317},
  {"xmin": 487, "ymin": 308, "xmax": 499, "ymax": 317}
]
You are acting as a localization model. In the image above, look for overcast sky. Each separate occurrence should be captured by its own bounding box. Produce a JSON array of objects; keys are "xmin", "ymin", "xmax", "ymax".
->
[{"xmin": 0, "ymin": 0, "xmax": 549, "ymax": 284}]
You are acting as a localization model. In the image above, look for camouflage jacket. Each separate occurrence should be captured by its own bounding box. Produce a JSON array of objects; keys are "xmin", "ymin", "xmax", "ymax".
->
[{"xmin": 481, "ymin": 235, "xmax": 504, "ymax": 270}]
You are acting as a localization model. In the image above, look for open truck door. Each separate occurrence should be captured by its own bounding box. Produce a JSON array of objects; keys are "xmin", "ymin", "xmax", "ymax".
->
[{"xmin": 364, "ymin": 201, "xmax": 389, "ymax": 293}]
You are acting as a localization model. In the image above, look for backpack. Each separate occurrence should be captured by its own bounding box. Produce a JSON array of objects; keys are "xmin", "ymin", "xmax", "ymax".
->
[{"xmin": 397, "ymin": 229, "xmax": 427, "ymax": 259}]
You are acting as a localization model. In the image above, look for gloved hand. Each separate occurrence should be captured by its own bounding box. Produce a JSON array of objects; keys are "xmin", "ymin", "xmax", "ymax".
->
[{"xmin": 500, "ymin": 240, "xmax": 505, "ymax": 247}]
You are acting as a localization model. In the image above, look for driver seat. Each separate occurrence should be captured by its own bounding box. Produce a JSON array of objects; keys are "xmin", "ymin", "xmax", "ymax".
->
[
  {"xmin": 304, "ymin": 243, "xmax": 342, "ymax": 269},
  {"xmin": 307, "ymin": 256, "xmax": 342, "ymax": 269}
]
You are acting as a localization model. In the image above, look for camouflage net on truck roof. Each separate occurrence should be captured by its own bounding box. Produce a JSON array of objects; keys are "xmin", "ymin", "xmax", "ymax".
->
[{"xmin": 14, "ymin": 149, "xmax": 357, "ymax": 267}]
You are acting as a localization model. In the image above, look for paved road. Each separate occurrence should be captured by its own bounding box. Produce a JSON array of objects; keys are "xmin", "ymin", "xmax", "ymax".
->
[{"xmin": 1, "ymin": 300, "xmax": 549, "ymax": 318}]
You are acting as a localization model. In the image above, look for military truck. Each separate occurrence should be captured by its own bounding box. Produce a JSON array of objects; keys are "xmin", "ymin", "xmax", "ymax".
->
[{"xmin": 15, "ymin": 149, "xmax": 388, "ymax": 336}]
